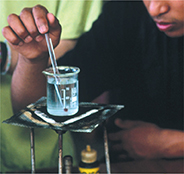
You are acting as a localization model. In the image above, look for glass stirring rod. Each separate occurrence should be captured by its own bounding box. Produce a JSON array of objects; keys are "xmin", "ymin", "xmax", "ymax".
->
[{"xmin": 45, "ymin": 33, "xmax": 63, "ymax": 107}]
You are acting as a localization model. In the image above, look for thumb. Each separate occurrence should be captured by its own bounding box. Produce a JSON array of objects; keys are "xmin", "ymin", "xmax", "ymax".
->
[
  {"xmin": 47, "ymin": 13, "xmax": 61, "ymax": 47},
  {"xmin": 47, "ymin": 13, "xmax": 61, "ymax": 31},
  {"xmin": 114, "ymin": 119, "xmax": 140, "ymax": 129}
]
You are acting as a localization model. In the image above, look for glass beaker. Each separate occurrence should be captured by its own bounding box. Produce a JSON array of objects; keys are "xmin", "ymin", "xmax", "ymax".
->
[{"xmin": 43, "ymin": 66, "xmax": 80, "ymax": 116}]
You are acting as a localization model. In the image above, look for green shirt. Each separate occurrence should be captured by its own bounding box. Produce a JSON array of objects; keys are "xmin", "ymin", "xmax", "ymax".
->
[
  {"xmin": 0, "ymin": 0, "xmax": 103, "ymax": 40},
  {"xmin": 0, "ymin": 0, "xmax": 103, "ymax": 172}
]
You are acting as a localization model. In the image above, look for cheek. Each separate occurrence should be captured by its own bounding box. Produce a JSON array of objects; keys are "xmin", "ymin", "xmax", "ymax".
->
[
  {"xmin": 142, "ymin": 1, "xmax": 149, "ymax": 9},
  {"xmin": 172, "ymin": 2, "xmax": 184, "ymax": 20},
  {"xmin": 178, "ymin": 10, "xmax": 184, "ymax": 22}
]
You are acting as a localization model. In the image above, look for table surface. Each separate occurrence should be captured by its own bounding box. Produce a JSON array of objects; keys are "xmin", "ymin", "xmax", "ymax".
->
[{"xmin": 10, "ymin": 158, "xmax": 183, "ymax": 173}]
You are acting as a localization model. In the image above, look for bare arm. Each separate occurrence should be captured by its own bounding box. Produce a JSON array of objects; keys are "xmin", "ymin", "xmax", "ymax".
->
[
  {"xmin": 159, "ymin": 128, "xmax": 184, "ymax": 158},
  {"xmin": 11, "ymin": 54, "xmax": 48, "ymax": 113},
  {"xmin": 2, "ymin": 5, "xmax": 61, "ymax": 113},
  {"xmin": 108, "ymin": 119, "xmax": 184, "ymax": 159},
  {"xmin": 48, "ymin": 39, "xmax": 77, "ymax": 65},
  {"xmin": 11, "ymin": 39, "xmax": 76, "ymax": 112}
]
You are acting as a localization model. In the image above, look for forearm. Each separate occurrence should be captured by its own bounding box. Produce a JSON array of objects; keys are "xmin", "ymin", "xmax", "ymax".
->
[
  {"xmin": 159, "ymin": 129, "xmax": 184, "ymax": 159},
  {"xmin": 51, "ymin": 39, "xmax": 77, "ymax": 63},
  {"xmin": 2, "ymin": 6, "xmax": 61, "ymax": 113},
  {"xmin": 11, "ymin": 53, "xmax": 49, "ymax": 113}
]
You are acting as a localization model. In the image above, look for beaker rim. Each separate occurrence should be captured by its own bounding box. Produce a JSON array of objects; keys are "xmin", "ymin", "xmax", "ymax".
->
[{"xmin": 42, "ymin": 66, "xmax": 80, "ymax": 77}]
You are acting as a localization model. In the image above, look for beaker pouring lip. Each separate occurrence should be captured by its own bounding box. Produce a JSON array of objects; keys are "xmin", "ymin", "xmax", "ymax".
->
[{"xmin": 42, "ymin": 66, "xmax": 80, "ymax": 77}]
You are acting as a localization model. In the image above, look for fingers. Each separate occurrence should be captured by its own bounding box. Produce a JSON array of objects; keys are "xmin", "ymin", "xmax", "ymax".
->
[
  {"xmin": 2, "ymin": 5, "xmax": 61, "ymax": 47},
  {"xmin": 19, "ymin": 7, "xmax": 43, "ymax": 42},
  {"xmin": 111, "ymin": 142, "xmax": 124, "ymax": 151},
  {"xmin": 47, "ymin": 13, "xmax": 57, "ymax": 29},
  {"xmin": 109, "ymin": 142, "xmax": 132, "ymax": 161},
  {"xmin": 2, "ymin": 13, "xmax": 28, "ymax": 45},
  {"xmin": 46, "ymin": 13, "xmax": 62, "ymax": 46},
  {"xmin": 47, "ymin": 13, "xmax": 61, "ymax": 34},
  {"xmin": 114, "ymin": 119, "xmax": 135, "ymax": 129},
  {"xmin": 114, "ymin": 119, "xmax": 145, "ymax": 129},
  {"xmin": 32, "ymin": 5, "xmax": 49, "ymax": 34},
  {"xmin": 2, "ymin": 25, "xmax": 23, "ymax": 46},
  {"xmin": 108, "ymin": 131, "xmax": 123, "ymax": 141}
]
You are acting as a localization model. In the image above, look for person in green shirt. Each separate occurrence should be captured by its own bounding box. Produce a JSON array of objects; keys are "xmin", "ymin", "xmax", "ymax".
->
[{"xmin": 0, "ymin": 0, "xmax": 104, "ymax": 172}]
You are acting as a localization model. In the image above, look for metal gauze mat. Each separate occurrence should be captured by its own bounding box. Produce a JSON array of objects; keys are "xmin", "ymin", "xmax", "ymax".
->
[{"xmin": 3, "ymin": 97, "xmax": 124, "ymax": 133}]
